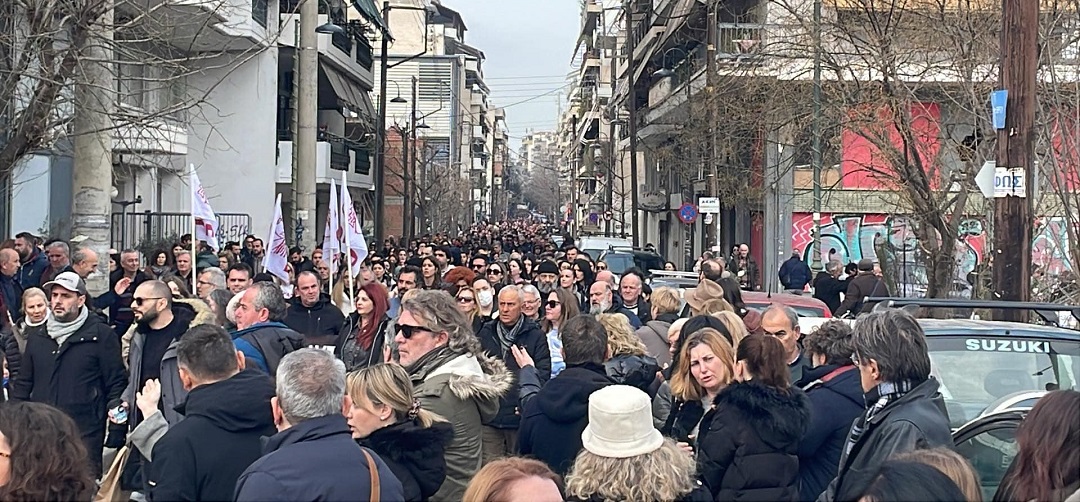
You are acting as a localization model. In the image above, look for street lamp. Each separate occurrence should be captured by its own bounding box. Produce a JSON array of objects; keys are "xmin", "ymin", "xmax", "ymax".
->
[
  {"xmin": 650, "ymin": 47, "xmax": 691, "ymax": 79},
  {"xmin": 389, "ymin": 81, "xmax": 407, "ymax": 104},
  {"xmin": 315, "ymin": 22, "xmax": 345, "ymax": 35}
]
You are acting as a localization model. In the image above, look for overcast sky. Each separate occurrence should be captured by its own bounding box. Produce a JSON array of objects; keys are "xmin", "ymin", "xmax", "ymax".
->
[{"xmin": 444, "ymin": 0, "xmax": 581, "ymax": 154}]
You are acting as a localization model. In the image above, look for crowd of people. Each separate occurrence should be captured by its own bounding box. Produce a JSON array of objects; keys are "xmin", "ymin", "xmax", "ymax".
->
[{"xmin": 0, "ymin": 222, "xmax": 1077, "ymax": 502}]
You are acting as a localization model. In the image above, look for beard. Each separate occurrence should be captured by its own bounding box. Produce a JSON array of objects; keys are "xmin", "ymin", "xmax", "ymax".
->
[
  {"xmin": 537, "ymin": 281, "xmax": 554, "ymax": 295},
  {"xmin": 589, "ymin": 299, "xmax": 611, "ymax": 315},
  {"xmin": 135, "ymin": 308, "xmax": 159, "ymax": 327}
]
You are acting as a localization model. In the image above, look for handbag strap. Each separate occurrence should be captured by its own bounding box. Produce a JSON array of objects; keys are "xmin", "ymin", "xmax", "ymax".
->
[{"xmin": 361, "ymin": 448, "xmax": 380, "ymax": 501}]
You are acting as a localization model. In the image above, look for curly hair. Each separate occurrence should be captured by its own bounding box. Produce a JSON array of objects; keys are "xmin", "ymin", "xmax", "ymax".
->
[
  {"xmin": 565, "ymin": 439, "xmax": 698, "ymax": 502},
  {"xmin": 401, "ymin": 289, "xmax": 484, "ymax": 355},
  {"xmin": 0, "ymin": 402, "xmax": 96, "ymax": 502},
  {"xmin": 595, "ymin": 313, "xmax": 647, "ymax": 357},
  {"xmin": 803, "ymin": 319, "xmax": 855, "ymax": 366}
]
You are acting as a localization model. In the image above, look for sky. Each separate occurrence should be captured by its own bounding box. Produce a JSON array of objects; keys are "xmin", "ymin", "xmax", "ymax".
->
[{"xmin": 442, "ymin": 0, "xmax": 582, "ymax": 154}]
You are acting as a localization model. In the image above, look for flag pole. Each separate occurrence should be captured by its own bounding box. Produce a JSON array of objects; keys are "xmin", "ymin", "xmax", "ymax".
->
[
  {"xmin": 264, "ymin": 194, "xmax": 279, "ymax": 275},
  {"xmin": 189, "ymin": 164, "xmax": 198, "ymax": 294},
  {"xmin": 327, "ymin": 180, "xmax": 335, "ymax": 306},
  {"xmin": 342, "ymin": 171, "xmax": 356, "ymax": 301}
]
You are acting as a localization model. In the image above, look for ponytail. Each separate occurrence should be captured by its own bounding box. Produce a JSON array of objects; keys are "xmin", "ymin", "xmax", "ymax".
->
[{"xmin": 737, "ymin": 334, "xmax": 791, "ymax": 389}]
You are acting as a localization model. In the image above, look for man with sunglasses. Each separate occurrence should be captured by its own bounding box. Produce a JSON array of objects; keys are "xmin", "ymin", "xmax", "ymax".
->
[
  {"xmin": 471, "ymin": 255, "xmax": 488, "ymax": 277},
  {"xmin": 397, "ymin": 290, "xmax": 512, "ymax": 500}
]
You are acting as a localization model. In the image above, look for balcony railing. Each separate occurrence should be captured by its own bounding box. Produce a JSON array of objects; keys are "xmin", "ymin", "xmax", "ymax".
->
[
  {"xmin": 331, "ymin": 30, "xmax": 353, "ymax": 54},
  {"xmin": 355, "ymin": 37, "xmax": 374, "ymax": 70},
  {"xmin": 717, "ymin": 23, "xmax": 766, "ymax": 59}
]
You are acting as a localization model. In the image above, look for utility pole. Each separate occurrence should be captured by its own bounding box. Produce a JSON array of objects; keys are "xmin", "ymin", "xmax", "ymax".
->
[
  {"xmin": 704, "ymin": 0, "xmax": 718, "ymax": 251},
  {"xmin": 810, "ymin": 0, "xmax": 823, "ymax": 272},
  {"xmin": 571, "ymin": 114, "xmax": 580, "ymax": 235},
  {"xmin": 72, "ymin": 0, "xmax": 114, "ymax": 294},
  {"xmin": 373, "ymin": 0, "xmax": 390, "ymax": 246},
  {"xmin": 409, "ymin": 76, "xmax": 420, "ymax": 237},
  {"xmin": 992, "ymin": 0, "xmax": 1037, "ymax": 320},
  {"xmin": 623, "ymin": 0, "xmax": 640, "ymax": 246},
  {"xmin": 293, "ymin": 0, "xmax": 318, "ymax": 252},
  {"xmin": 402, "ymin": 77, "xmax": 417, "ymax": 241}
]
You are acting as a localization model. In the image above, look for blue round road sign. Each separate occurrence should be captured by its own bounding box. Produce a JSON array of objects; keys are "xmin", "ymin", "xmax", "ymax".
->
[{"xmin": 678, "ymin": 203, "xmax": 698, "ymax": 224}]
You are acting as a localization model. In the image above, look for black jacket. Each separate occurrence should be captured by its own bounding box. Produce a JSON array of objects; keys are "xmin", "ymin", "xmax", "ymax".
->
[
  {"xmin": 621, "ymin": 298, "xmax": 652, "ymax": 324},
  {"xmin": 518, "ymin": 364, "xmax": 614, "ymax": 475},
  {"xmin": 234, "ymin": 415, "xmax": 405, "ymax": 501},
  {"xmin": 604, "ymin": 354, "xmax": 661, "ymax": 398},
  {"xmin": 148, "ymin": 369, "xmax": 277, "ymax": 502},
  {"xmin": 10, "ymin": 312, "xmax": 127, "ymax": 474},
  {"xmin": 818, "ymin": 378, "xmax": 952, "ymax": 502},
  {"xmin": 797, "ymin": 365, "xmax": 864, "ymax": 502},
  {"xmin": 779, "ymin": 257, "xmax": 813, "ymax": 290},
  {"xmin": 107, "ymin": 269, "xmax": 150, "ymax": 329},
  {"xmin": 360, "ymin": 419, "xmax": 454, "ymax": 501},
  {"xmin": 662, "ymin": 398, "xmax": 706, "ymax": 443},
  {"xmin": 283, "ymin": 294, "xmax": 346, "ymax": 349},
  {"xmin": 834, "ymin": 272, "xmax": 887, "ymax": 318},
  {"xmin": 334, "ymin": 314, "xmax": 393, "ymax": 372},
  {"xmin": 1, "ymin": 320, "xmax": 43, "ymax": 387},
  {"xmin": 697, "ymin": 381, "xmax": 811, "ymax": 501},
  {"xmin": 477, "ymin": 317, "xmax": 552, "ymax": 429},
  {"xmin": 812, "ymin": 272, "xmax": 847, "ymax": 314}
]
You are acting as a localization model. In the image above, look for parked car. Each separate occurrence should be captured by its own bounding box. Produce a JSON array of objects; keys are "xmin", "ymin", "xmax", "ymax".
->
[
  {"xmin": 743, "ymin": 292, "xmax": 831, "ymax": 318},
  {"xmin": 599, "ymin": 248, "xmax": 664, "ymax": 278},
  {"xmin": 577, "ymin": 236, "xmax": 632, "ymax": 261}
]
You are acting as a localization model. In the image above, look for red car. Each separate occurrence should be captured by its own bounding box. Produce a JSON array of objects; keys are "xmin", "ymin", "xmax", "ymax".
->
[{"xmin": 743, "ymin": 291, "xmax": 832, "ymax": 318}]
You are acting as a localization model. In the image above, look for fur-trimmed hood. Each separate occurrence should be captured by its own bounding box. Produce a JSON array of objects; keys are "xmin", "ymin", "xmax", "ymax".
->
[
  {"xmin": 426, "ymin": 350, "xmax": 514, "ymax": 403},
  {"xmin": 361, "ymin": 420, "xmax": 454, "ymax": 500},
  {"xmin": 714, "ymin": 381, "xmax": 812, "ymax": 447}
]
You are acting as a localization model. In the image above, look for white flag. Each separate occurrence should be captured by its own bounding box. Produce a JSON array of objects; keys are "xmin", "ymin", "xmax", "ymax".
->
[
  {"xmin": 339, "ymin": 184, "xmax": 369, "ymax": 269},
  {"xmin": 263, "ymin": 193, "xmax": 291, "ymax": 284},
  {"xmin": 321, "ymin": 179, "xmax": 342, "ymax": 275},
  {"xmin": 191, "ymin": 166, "xmax": 219, "ymax": 250}
]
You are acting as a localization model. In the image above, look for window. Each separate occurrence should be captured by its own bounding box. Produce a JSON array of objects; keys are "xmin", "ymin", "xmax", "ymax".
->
[
  {"xmin": 117, "ymin": 63, "xmax": 146, "ymax": 109},
  {"xmin": 252, "ymin": 0, "xmax": 268, "ymax": 27}
]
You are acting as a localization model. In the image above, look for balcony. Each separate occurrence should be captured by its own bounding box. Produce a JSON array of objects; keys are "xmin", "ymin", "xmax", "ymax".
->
[
  {"xmin": 280, "ymin": 13, "xmax": 374, "ymax": 87},
  {"xmin": 112, "ymin": 104, "xmax": 188, "ymax": 156},
  {"xmin": 275, "ymin": 132, "xmax": 373, "ymax": 188},
  {"xmin": 119, "ymin": 0, "xmax": 269, "ymax": 52},
  {"xmin": 716, "ymin": 23, "xmax": 766, "ymax": 62}
]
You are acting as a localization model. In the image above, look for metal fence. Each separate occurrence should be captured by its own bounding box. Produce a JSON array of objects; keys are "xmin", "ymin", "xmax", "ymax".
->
[{"xmin": 111, "ymin": 212, "xmax": 253, "ymax": 251}]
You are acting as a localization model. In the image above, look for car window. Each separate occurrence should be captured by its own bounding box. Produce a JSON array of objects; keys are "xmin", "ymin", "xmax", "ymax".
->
[
  {"xmin": 927, "ymin": 337, "xmax": 1080, "ymax": 428},
  {"xmin": 604, "ymin": 254, "xmax": 635, "ymax": 275},
  {"xmin": 745, "ymin": 302, "xmax": 826, "ymax": 317},
  {"xmin": 955, "ymin": 424, "xmax": 1019, "ymax": 501}
]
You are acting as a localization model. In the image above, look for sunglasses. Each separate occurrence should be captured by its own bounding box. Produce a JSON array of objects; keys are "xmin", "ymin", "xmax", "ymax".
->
[
  {"xmin": 489, "ymin": 269, "xmax": 503, "ymax": 275},
  {"xmin": 397, "ymin": 323, "xmax": 435, "ymax": 339},
  {"xmin": 596, "ymin": 265, "xmax": 607, "ymax": 270},
  {"xmin": 457, "ymin": 296, "xmax": 475, "ymax": 304},
  {"xmin": 132, "ymin": 297, "xmax": 163, "ymax": 306},
  {"xmin": 472, "ymin": 264, "xmax": 485, "ymax": 269},
  {"xmin": 546, "ymin": 300, "xmax": 560, "ymax": 308}
]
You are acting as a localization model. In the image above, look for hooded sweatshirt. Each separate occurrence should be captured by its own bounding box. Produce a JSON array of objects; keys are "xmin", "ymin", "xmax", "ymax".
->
[
  {"xmin": 283, "ymin": 293, "xmax": 346, "ymax": 349},
  {"xmin": 148, "ymin": 369, "xmax": 277, "ymax": 502},
  {"xmin": 517, "ymin": 363, "xmax": 614, "ymax": 475}
]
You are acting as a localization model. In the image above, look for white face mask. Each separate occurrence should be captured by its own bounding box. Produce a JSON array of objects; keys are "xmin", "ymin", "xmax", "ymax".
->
[{"xmin": 477, "ymin": 289, "xmax": 494, "ymax": 308}]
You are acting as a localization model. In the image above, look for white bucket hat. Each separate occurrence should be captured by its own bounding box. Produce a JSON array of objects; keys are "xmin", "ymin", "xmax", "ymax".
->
[{"xmin": 581, "ymin": 385, "xmax": 664, "ymax": 458}]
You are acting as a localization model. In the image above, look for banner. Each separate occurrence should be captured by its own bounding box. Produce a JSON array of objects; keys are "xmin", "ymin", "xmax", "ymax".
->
[
  {"xmin": 263, "ymin": 193, "xmax": 291, "ymax": 284},
  {"xmin": 190, "ymin": 165, "xmax": 219, "ymax": 250},
  {"xmin": 321, "ymin": 178, "xmax": 342, "ymax": 275},
  {"xmin": 339, "ymin": 174, "xmax": 369, "ymax": 269}
]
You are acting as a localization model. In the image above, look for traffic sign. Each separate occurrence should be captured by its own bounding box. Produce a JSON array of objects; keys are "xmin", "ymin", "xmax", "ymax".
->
[
  {"xmin": 603, "ymin": 211, "xmax": 613, "ymax": 221},
  {"xmin": 975, "ymin": 160, "xmax": 995, "ymax": 198},
  {"xmin": 994, "ymin": 167, "xmax": 1026, "ymax": 198},
  {"xmin": 677, "ymin": 203, "xmax": 698, "ymax": 224},
  {"xmin": 699, "ymin": 196, "xmax": 720, "ymax": 214}
]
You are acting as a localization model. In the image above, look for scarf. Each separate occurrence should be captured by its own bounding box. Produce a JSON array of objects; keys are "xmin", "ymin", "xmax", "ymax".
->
[
  {"xmin": 47, "ymin": 306, "xmax": 89, "ymax": 348},
  {"xmin": 406, "ymin": 345, "xmax": 461, "ymax": 382},
  {"xmin": 495, "ymin": 315, "xmax": 525, "ymax": 354},
  {"xmin": 843, "ymin": 380, "xmax": 915, "ymax": 458}
]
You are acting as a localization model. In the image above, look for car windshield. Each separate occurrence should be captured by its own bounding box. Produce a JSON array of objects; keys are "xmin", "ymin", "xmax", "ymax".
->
[
  {"xmin": 927, "ymin": 336, "xmax": 1080, "ymax": 428},
  {"xmin": 603, "ymin": 253, "xmax": 635, "ymax": 275}
]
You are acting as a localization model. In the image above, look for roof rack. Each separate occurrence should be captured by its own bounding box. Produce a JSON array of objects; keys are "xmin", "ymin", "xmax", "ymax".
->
[{"xmin": 867, "ymin": 297, "xmax": 1080, "ymax": 327}]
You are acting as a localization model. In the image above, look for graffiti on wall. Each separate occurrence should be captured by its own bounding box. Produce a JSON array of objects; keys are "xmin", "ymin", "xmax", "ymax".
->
[{"xmin": 792, "ymin": 213, "xmax": 1074, "ymax": 293}]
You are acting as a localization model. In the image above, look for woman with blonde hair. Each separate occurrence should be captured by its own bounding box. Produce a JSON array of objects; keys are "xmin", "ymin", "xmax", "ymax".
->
[
  {"xmin": 636, "ymin": 286, "xmax": 681, "ymax": 367},
  {"xmin": 463, "ymin": 457, "xmax": 564, "ymax": 502},
  {"xmin": 662, "ymin": 326, "xmax": 737, "ymax": 445},
  {"xmin": 345, "ymin": 363, "xmax": 453, "ymax": 501},
  {"xmin": 894, "ymin": 447, "xmax": 982, "ymax": 502},
  {"xmin": 596, "ymin": 313, "xmax": 660, "ymax": 397},
  {"xmin": 712, "ymin": 310, "xmax": 749, "ymax": 346},
  {"xmin": 565, "ymin": 385, "xmax": 709, "ymax": 502},
  {"xmin": 1, "ymin": 288, "xmax": 48, "ymax": 389},
  {"xmin": 454, "ymin": 284, "xmax": 484, "ymax": 334}
]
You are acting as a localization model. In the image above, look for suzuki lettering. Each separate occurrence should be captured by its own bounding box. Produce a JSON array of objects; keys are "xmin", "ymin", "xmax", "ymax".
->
[{"xmin": 965, "ymin": 339, "xmax": 1050, "ymax": 354}]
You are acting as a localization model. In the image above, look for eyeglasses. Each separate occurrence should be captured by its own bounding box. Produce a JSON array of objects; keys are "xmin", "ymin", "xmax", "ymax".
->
[
  {"xmin": 397, "ymin": 323, "xmax": 435, "ymax": 339},
  {"xmin": 851, "ymin": 353, "xmax": 864, "ymax": 366},
  {"xmin": 546, "ymin": 300, "xmax": 560, "ymax": 308},
  {"xmin": 132, "ymin": 297, "xmax": 163, "ymax": 306},
  {"xmin": 457, "ymin": 296, "xmax": 475, "ymax": 304}
]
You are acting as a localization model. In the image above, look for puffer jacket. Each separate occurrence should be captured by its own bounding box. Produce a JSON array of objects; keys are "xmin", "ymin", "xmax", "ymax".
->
[
  {"xmin": 122, "ymin": 298, "xmax": 216, "ymax": 428},
  {"xmin": 409, "ymin": 348, "xmax": 513, "ymax": 501},
  {"xmin": 334, "ymin": 314, "xmax": 395, "ymax": 372},
  {"xmin": 230, "ymin": 322, "xmax": 305, "ymax": 376},
  {"xmin": 696, "ymin": 381, "xmax": 811, "ymax": 501},
  {"xmin": 1, "ymin": 319, "xmax": 45, "ymax": 387}
]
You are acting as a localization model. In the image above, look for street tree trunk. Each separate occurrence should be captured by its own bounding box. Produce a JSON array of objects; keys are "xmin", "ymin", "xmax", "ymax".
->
[{"xmin": 71, "ymin": 0, "xmax": 115, "ymax": 294}]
